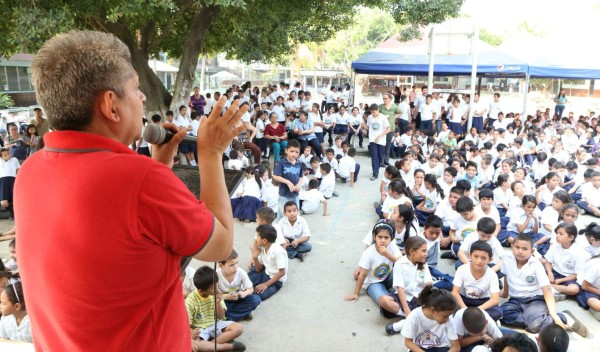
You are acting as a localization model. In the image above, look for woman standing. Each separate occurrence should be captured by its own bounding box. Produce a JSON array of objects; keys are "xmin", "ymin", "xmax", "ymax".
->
[
  {"xmin": 188, "ymin": 87, "xmax": 206, "ymax": 115},
  {"xmin": 554, "ymin": 88, "xmax": 568, "ymax": 119}
]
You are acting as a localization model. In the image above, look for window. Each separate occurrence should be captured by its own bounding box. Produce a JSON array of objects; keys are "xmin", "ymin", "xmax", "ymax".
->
[
  {"xmin": 18, "ymin": 67, "xmax": 32, "ymax": 91},
  {"xmin": 5, "ymin": 67, "xmax": 18, "ymax": 91},
  {"xmin": 0, "ymin": 67, "xmax": 6, "ymax": 91}
]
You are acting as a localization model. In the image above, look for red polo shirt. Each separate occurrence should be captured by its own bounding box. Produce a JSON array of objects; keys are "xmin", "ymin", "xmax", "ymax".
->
[{"xmin": 14, "ymin": 131, "xmax": 214, "ymax": 351}]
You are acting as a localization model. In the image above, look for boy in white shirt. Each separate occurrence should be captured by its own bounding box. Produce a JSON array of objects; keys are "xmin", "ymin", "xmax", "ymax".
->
[
  {"xmin": 438, "ymin": 166, "xmax": 457, "ymax": 199},
  {"xmin": 452, "ymin": 240, "xmax": 502, "ymax": 321},
  {"xmin": 435, "ymin": 186, "xmax": 464, "ymax": 249},
  {"xmin": 249, "ymin": 224, "xmax": 288, "ymax": 301},
  {"xmin": 337, "ymin": 147, "xmax": 359, "ymax": 186},
  {"xmin": 452, "ymin": 307, "xmax": 503, "ymax": 351},
  {"xmin": 456, "ymin": 218, "xmax": 503, "ymax": 274},
  {"xmin": 278, "ymin": 201, "xmax": 312, "ymax": 261},
  {"xmin": 299, "ymin": 179, "xmax": 328, "ymax": 216},
  {"xmin": 449, "ymin": 196, "xmax": 480, "ymax": 257},
  {"xmin": 217, "ymin": 249, "xmax": 261, "ymax": 321},
  {"xmin": 322, "ymin": 148, "xmax": 339, "ymax": 172},
  {"xmin": 500, "ymin": 233, "xmax": 588, "ymax": 336},
  {"xmin": 576, "ymin": 171, "xmax": 600, "ymax": 217},
  {"xmin": 318, "ymin": 163, "xmax": 336, "ymax": 199}
]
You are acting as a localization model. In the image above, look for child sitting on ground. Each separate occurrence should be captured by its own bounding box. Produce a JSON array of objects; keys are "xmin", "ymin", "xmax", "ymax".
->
[
  {"xmin": 249, "ymin": 224, "xmax": 288, "ymax": 300},
  {"xmin": 448, "ymin": 196, "xmax": 480, "ymax": 258},
  {"xmin": 299, "ymin": 179, "xmax": 328, "ymax": 216},
  {"xmin": 456, "ymin": 218, "xmax": 503, "ymax": 276},
  {"xmin": 576, "ymin": 255, "xmax": 600, "ymax": 321},
  {"xmin": 278, "ymin": 201, "xmax": 312, "ymax": 261},
  {"xmin": 338, "ymin": 147, "xmax": 359, "ymax": 186},
  {"xmin": 318, "ymin": 163, "xmax": 336, "ymax": 199},
  {"xmin": 0, "ymin": 281, "xmax": 31, "ymax": 343},
  {"xmin": 345, "ymin": 221, "xmax": 402, "ymax": 314},
  {"xmin": 542, "ymin": 223, "xmax": 590, "ymax": 301},
  {"xmin": 400, "ymin": 285, "xmax": 460, "ymax": 352},
  {"xmin": 217, "ymin": 250, "xmax": 261, "ymax": 322},
  {"xmin": 498, "ymin": 195, "xmax": 538, "ymax": 247},
  {"xmin": 452, "ymin": 307, "xmax": 503, "ymax": 352},
  {"xmin": 500, "ymin": 233, "xmax": 588, "ymax": 337},
  {"xmin": 577, "ymin": 170, "xmax": 600, "ymax": 217},
  {"xmin": 452, "ymin": 240, "xmax": 503, "ymax": 321},
  {"xmin": 475, "ymin": 189, "xmax": 500, "ymax": 237},
  {"xmin": 376, "ymin": 179, "xmax": 413, "ymax": 220},
  {"xmin": 385, "ymin": 236, "xmax": 433, "ymax": 335},
  {"xmin": 185, "ymin": 266, "xmax": 246, "ymax": 352},
  {"xmin": 255, "ymin": 207, "xmax": 285, "ymax": 245},
  {"xmin": 226, "ymin": 149, "xmax": 243, "ymax": 170}
]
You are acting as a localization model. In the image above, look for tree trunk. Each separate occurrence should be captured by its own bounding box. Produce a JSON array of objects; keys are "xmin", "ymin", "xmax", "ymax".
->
[
  {"xmin": 170, "ymin": 6, "xmax": 220, "ymax": 112},
  {"xmin": 103, "ymin": 22, "xmax": 172, "ymax": 118}
]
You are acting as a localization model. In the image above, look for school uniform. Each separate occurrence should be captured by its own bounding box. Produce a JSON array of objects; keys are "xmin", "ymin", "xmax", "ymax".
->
[
  {"xmin": 538, "ymin": 185, "xmax": 564, "ymax": 211},
  {"xmin": 544, "ymin": 242, "xmax": 590, "ymax": 291},
  {"xmin": 319, "ymin": 172, "xmax": 336, "ymax": 199},
  {"xmin": 500, "ymin": 252, "xmax": 566, "ymax": 333},
  {"xmin": 231, "ymin": 178, "xmax": 265, "ymax": 222},
  {"xmin": 338, "ymin": 155, "xmax": 359, "ymax": 183},
  {"xmin": 298, "ymin": 189, "xmax": 326, "ymax": 215},
  {"xmin": 401, "ymin": 307, "xmax": 458, "ymax": 351},
  {"xmin": 450, "ymin": 215, "xmax": 480, "ymax": 256},
  {"xmin": 577, "ymin": 183, "xmax": 600, "ymax": 216},
  {"xmin": 367, "ymin": 114, "xmax": 390, "ymax": 178},
  {"xmin": 458, "ymin": 232, "xmax": 503, "ymax": 268},
  {"xmin": 385, "ymin": 257, "xmax": 432, "ymax": 318},
  {"xmin": 575, "ymin": 235, "xmax": 600, "ymax": 257},
  {"xmin": 492, "ymin": 187, "xmax": 512, "ymax": 217},
  {"xmin": 358, "ymin": 243, "xmax": 402, "ymax": 304},
  {"xmin": 278, "ymin": 215, "xmax": 312, "ymax": 259},
  {"xmin": 575, "ymin": 258, "xmax": 600, "ymax": 309},
  {"xmin": 415, "ymin": 189, "xmax": 441, "ymax": 225},
  {"xmin": 0, "ymin": 314, "xmax": 32, "ymax": 342},
  {"xmin": 434, "ymin": 199, "xmax": 458, "ymax": 238},
  {"xmin": 248, "ymin": 243, "xmax": 288, "ymax": 300},
  {"xmin": 497, "ymin": 206, "xmax": 539, "ymax": 246},
  {"xmin": 537, "ymin": 207, "xmax": 559, "ymax": 255},
  {"xmin": 377, "ymin": 195, "xmax": 411, "ymax": 220},
  {"xmin": 452, "ymin": 308, "xmax": 502, "ymax": 351},
  {"xmin": 453, "ymin": 264, "xmax": 503, "ymax": 321},
  {"xmin": 217, "ymin": 268, "xmax": 261, "ymax": 322}
]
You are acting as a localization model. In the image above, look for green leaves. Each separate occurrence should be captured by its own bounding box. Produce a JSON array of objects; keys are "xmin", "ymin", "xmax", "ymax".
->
[{"xmin": 0, "ymin": 93, "xmax": 14, "ymax": 109}]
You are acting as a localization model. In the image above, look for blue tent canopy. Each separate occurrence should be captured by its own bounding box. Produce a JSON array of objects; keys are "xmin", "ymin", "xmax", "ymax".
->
[
  {"xmin": 351, "ymin": 50, "xmax": 528, "ymax": 77},
  {"xmin": 528, "ymin": 57, "xmax": 600, "ymax": 79}
]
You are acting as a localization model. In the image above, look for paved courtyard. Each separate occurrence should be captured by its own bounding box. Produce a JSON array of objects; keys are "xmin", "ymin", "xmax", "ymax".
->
[{"xmin": 1, "ymin": 150, "xmax": 598, "ymax": 351}]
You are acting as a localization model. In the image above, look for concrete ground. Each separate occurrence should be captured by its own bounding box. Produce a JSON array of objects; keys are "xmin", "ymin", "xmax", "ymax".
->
[{"xmin": 1, "ymin": 149, "xmax": 598, "ymax": 351}]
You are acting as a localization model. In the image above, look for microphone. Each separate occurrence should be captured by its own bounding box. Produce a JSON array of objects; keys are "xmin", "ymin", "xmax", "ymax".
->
[{"xmin": 143, "ymin": 124, "xmax": 197, "ymax": 145}]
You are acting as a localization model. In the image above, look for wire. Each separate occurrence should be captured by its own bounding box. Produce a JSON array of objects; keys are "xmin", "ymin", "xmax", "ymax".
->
[{"xmin": 213, "ymin": 261, "xmax": 217, "ymax": 352}]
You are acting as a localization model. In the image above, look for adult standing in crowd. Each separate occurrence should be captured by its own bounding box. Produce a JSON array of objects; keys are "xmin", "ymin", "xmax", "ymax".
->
[
  {"xmin": 554, "ymin": 88, "xmax": 568, "ymax": 119},
  {"xmin": 14, "ymin": 30, "xmax": 246, "ymax": 351},
  {"xmin": 414, "ymin": 85, "xmax": 428, "ymax": 129},
  {"xmin": 189, "ymin": 86, "xmax": 206, "ymax": 115},
  {"xmin": 30, "ymin": 108, "xmax": 49, "ymax": 146},
  {"xmin": 379, "ymin": 93, "xmax": 401, "ymax": 166}
]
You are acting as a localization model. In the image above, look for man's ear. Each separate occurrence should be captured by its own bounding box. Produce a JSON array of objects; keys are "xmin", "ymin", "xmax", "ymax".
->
[{"xmin": 97, "ymin": 90, "xmax": 119, "ymax": 123}]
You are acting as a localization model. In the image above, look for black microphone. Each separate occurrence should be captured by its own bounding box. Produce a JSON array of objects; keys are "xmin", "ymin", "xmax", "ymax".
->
[{"xmin": 143, "ymin": 124, "xmax": 197, "ymax": 145}]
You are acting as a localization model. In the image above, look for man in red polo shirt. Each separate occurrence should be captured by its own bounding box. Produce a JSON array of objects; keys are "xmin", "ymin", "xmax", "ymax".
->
[{"xmin": 14, "ymin": 31, "xmax": 247, "ymax": 351}]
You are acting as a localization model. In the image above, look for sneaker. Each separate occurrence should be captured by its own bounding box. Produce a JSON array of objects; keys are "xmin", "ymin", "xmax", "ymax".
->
[
  {"xmin": 332, "ymin": 191, "xmax": 339, "ymax": 197},
  {"xmin": 373, "ymin": 202, "xmax": 380, "ymax": 209},
  {"xmin": 580, "ymin": 208, "xmax": 586, "ymax": 215},
  {"xmin": 385, "ymin": 323, "xmax": 400, "ymax": 335},
  {"xmin": 441, "ymin": 251, "xmax": 457, "ymax": 260},
  {"xmin": 243, "ymin": 313, "xmax": 253, "ymax": 321},
  {"xmin": 231, "ymin": 341, "xmax": 246, "ymax": 352},
  {"xmin": 297, "ymin": 252, "xmax": 307, "ymax": 262},
  {"xmin": 554, "ymin": 293, "xmax": 567, "ymax": 302},
  {"xmin": 340, "ymin": 178, "xmax": 347, "ymax": 183},
  {"xmin": 370, "ymin": 175, "xmax": 378, "ymax": 181},
  {"xmin": 563, "ymin": 310, "xmax": 589, "ymax": 338}
]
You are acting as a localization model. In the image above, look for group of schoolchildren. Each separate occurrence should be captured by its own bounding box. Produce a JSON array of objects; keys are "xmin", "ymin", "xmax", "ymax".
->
[
  {"xmin": 0, "ymin": 239, "xmax": 31, "ymax": 343},
  {"xmin": 342, "ymin": 93, "xmax": 600, "ymax": 351}
]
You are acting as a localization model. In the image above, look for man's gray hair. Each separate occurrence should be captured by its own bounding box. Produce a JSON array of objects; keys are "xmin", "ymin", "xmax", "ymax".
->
[{"xmin": 31, "ymin": 30, "xmax": 134, "ymax": 131}]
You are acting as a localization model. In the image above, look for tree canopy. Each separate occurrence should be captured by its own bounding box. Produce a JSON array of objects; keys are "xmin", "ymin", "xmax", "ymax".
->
[{"xmin": 0, "ymin": 0, "xmax": 464, "ymax": 114}]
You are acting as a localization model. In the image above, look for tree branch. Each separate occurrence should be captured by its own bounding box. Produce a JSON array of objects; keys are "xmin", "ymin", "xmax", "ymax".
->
[{"xmin": 147, "ymin": 1, "xmax": 196, "ymax": 54}]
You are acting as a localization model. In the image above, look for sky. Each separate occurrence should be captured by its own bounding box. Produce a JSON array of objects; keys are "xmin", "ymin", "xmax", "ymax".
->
[{"xmin": 461, "ymin": 0, "xmax": 599, "ymax": 37}]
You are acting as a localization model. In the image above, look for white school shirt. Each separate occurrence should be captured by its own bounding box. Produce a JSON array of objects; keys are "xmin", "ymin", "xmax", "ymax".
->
[
  {"xmin": 538, "ymin": 207, "xmax": 559, "ymax": 238},
  {"xmin": 298, "ymin": 154, "xmax": 312, "ymax": 169},
  {"xmin": 256, "ymin": 119, "xmax": 266, "ymax": 138},
  {"xmin": 322, "ymin": 158, "xmax": 338, "ymax": 171},
  {"xmin": 419, "ymin": 233, "xmax": 441, "ymax": 268},
  {"xmin": 415, "ymin": 94, "xmax": 427, "ymax": 112},
  {"xmin": 336, "ymin": 112, "xmax": 350, "ymax": 125},
  {"xmin": 392, "ymin": 256, "xmax": 432, "ymax": 303},
  {"xmin": 0, "ymin": 315, "xmax": 32, "ymax": 342},
  {"xmin": 258, "ymin": 244, "xmax": 288, "ymax": 282},
  {"xmin": 242, "ymin": 178, "xmax": 265, "ymax": 200},
  {"xmin": 0, "ymin": 158, "xmax": 20, "ymax": 178},
  {"xmin": 420, "ymin": 103, "xmax": 436, "ymax": 121},
  {"xmin": 451, "ymin": 215, "xmax": 480, "ymax": 242},
  {"xmin": 265, "ymin": 182, "xmax": 280, "ymax": 214},
  {"xmin": 400, "ymin": 134, "xmax": 412, "ymax": 147},
  {"xmin": 272, "ymin": 104, "xmax": 286, "ymax": 122},
  {"xmin": 332, "ymin": 145, "xmax": 344, "ymax": 158},
  {"xmin": 476, "ymin": 205, "xmax": 500, "ymax": 226},
  {"xmin": 398, "ymin": 101, "xmax": 410, "ymax": 121},
  {"xmin": 538, "ymin": 185, "xmax": 564, "ymax": 206},
  {"xmin": 278, "ymin": 215, "xmax": 311, "ymax": 240},
  {"xmin": 174, "ymin": 115, "xmax": 190, "ymax": 129},
  {"xmin": 299, "ymin": 189, "xmax": 326, "ymax": 214},
  {"xmin": 308, "ymin": 112, "xmax": 323, "ymax": 133},
  {"xmin": 578, "ymin": 258, "xmax": 600, "ymax": 286},
  {"xmin": 422, "ymin": 188, "xmax": 441, "ymax": 211},
  {"xmin": 488, "ymin": 101, "xmax": 501, "ymax": 120},
  {"xmin": 421, "ymin": 163, "xmax": 443, "ymax": 178},
  {"xmin": 501, "ymin": 252, "xmax": 549, "ymax": 298},
  {"xmin": 544, "ymin": 243, "xmax": 590, "ymax": 277},
  {"xmin": 452, "ymin": 308, "xmax": 502, "ymax": 339},
  {"xmin": 402, "ymin": 307, "xmax": 458, "ymax": 349},
  {"xmin": 285, "ymin": 99, "xmax": 300, "ymax": 112},
  {"xmin": 506, "ymin": 207, "xmax": 536, "ymax": 234},
  {"xmin": 459, "ymin": 232, "xmax": 503, "ymax": 264},
  {"xmin": 216, "ymin": 267, "xmax": 253, "ymax": 294},
  {"xmin": 319, "ymin": 172, "xmax": 336, "ymax": 198},
  {"xmin": 338, "ymin": 155, "xmax": 356, "ymax": 179},
  {"xmin": 582, "ymin": 183, "xmax": 600, "ymax": 207},
  {"xmin": 227, "ymin": 159, "xmax": 243, "ymax": 171},
  {"xmin": 477, "ymin": 166, "xmax": 494, "ymax": 186},
  {"xmin": 323, "ymin": 112, "xmax": 336, "ymax": 128},
  {"xmin": 453, "ymin": 264, "xmax": 500, "ymax": 299},
  {"xmin": 435, "ymin": 199, "xmax": 458, "ymax": 228},
  {"xmin": 382, "ymin": 195, "xmax": 411, "ymax": 218},
  {"xmin": 575, "ymin": 235, "xmax": 600, "ymax": 257},
  {"xmin": 358, "ymin": 243, "xmax": 402, "ymax": 289},
  {"xmin": 367, "ymin": 114, "xmax": 390, "ymax": 146},
  {"xmin": 438, "ymin": 179, "xmax": 455, "ymax": 200},
  {"xmin": 492, "ymin": 188, "xmax": 512, "ymax": 207}
]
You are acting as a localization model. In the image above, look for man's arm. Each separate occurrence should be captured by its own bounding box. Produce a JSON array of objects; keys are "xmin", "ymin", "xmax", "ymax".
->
[{"xmin": 192, "ymin": 97, "xmax": 248, "ymax": 262}]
